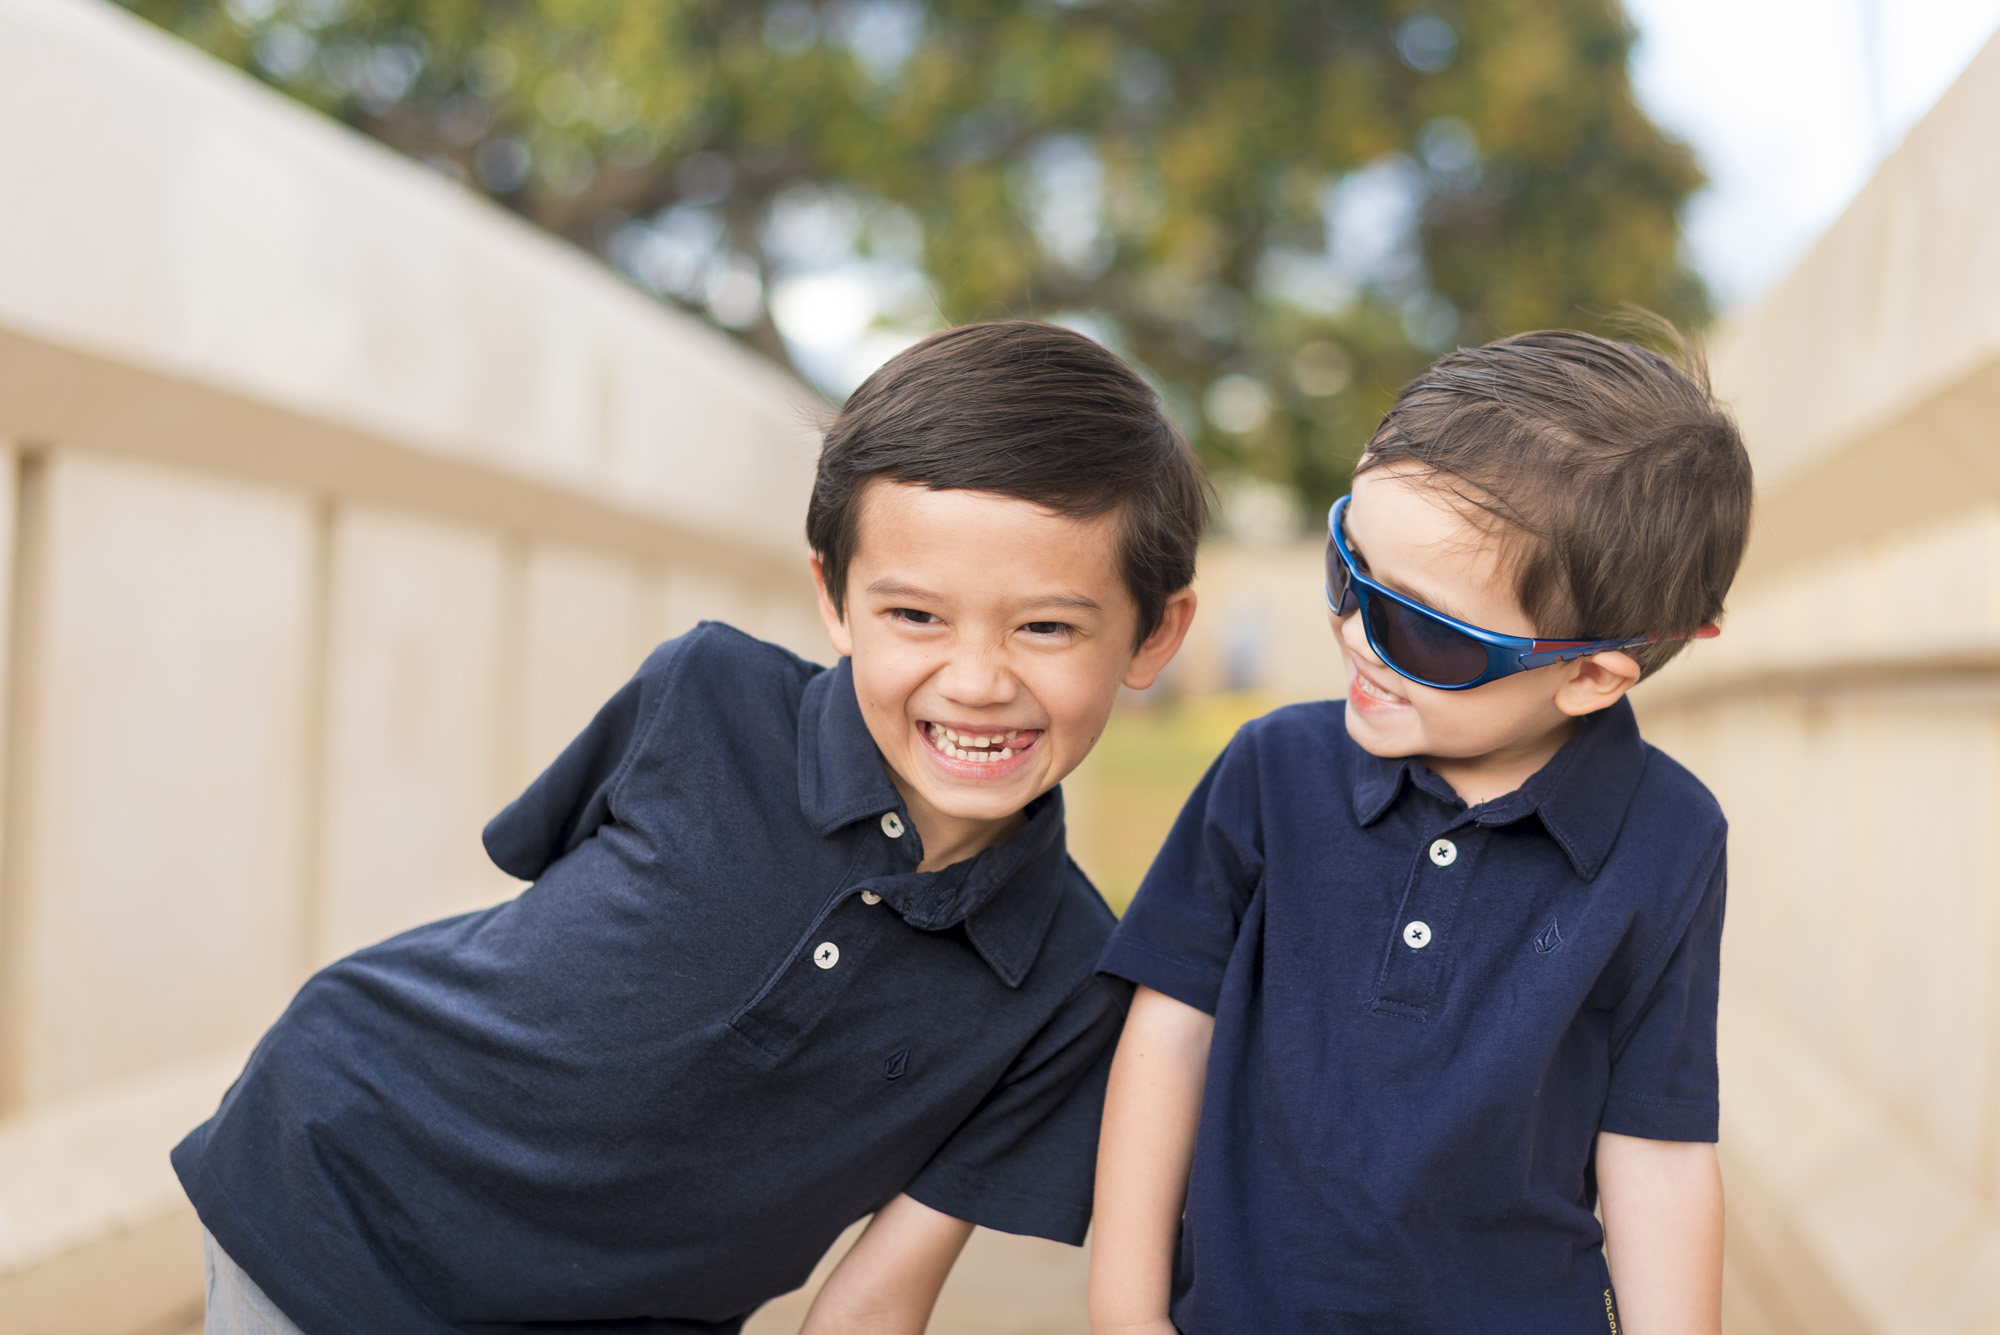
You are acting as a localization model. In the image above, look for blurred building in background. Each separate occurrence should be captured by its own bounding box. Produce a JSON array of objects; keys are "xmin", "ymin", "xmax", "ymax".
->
[{"xmin": 4, "ymin": 0, "xmax": 2000, "ymax": 1331}]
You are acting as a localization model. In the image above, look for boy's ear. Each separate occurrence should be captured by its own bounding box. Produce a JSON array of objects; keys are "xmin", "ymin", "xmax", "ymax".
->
[
  {"xmin": 1553, "ymin": 649, "xmax": 1641, "ymax": 718},
  {"xmin": 1123, "ymin": 587, "xmax": 1198, "ymax": 691},
  {"xmin": 809, "ymin": 554, "xmax": 855, "ymax": 658}
]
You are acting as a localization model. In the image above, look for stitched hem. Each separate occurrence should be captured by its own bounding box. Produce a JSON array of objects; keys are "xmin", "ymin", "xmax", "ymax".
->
[{"xmin": 1096, "ymin": 937, "xmax": 1222, "ymax": 1016}]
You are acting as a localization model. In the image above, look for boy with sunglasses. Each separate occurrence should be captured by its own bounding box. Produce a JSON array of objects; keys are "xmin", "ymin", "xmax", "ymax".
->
[{"xmin": 1089, "ymin": 329, "xmax": 1753, "ymax": 1334}]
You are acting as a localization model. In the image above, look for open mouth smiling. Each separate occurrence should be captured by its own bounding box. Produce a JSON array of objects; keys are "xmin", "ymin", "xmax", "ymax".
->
[{"xmin": 920, "ymin": 721, "xmax": 1042, "ymax": 765}]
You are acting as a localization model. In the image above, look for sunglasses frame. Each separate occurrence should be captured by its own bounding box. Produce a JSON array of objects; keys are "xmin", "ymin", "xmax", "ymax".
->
[{"xmin": 1324, "ymin": 495, "xmax": 1704, "ymax": 691}]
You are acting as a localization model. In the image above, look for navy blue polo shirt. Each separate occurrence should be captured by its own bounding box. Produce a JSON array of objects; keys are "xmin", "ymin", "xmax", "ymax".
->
[
  {"xmin": 1099, "ymin": 697, "xmax": 1726, "ymax": 1334},
  {"xmin": 174, "ymin": 622, "xmax": 1127, "ymax": 1335}
]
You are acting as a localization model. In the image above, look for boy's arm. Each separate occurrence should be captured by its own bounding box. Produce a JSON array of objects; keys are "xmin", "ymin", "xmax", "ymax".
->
[
  {"xmin": 1596, "ymin": 1131, "xmax": 1723, "ymax": 1335},
  {"xmin": 1088, "ymin": 985, "xmax": 1214, "ymax": 1335},
  {"xmin": 798, "ymin": 1193, "xmax": 973, "ymax": 1335}
]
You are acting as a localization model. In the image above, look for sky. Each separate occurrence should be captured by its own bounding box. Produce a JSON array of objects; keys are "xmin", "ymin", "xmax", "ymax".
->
[{"xmin": 1624, "ymin": 0, "xmax": 2000, "ymax": 314}]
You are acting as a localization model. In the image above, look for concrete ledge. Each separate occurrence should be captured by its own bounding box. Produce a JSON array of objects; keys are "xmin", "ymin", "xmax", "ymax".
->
[
  {"xmin": 0, "ymin": 324, "xmax": 801, "ymax": 585},
  {"xmin": 1635, "ymin": 503, "xmax": 2000, "ymax": 709},
  {"xmin": 0, "ymin": 1048, "xmax": 245, "ymax": 1335}
]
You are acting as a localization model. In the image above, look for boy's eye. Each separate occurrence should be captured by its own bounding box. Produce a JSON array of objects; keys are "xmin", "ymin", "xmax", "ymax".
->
[
  {"xmin": 889, "ymin": 608, "xmax": 941, "ymax": 626},
  {"xmin": 1021, "ymin": 621, "xmax": 1074, "ymax": 637}
]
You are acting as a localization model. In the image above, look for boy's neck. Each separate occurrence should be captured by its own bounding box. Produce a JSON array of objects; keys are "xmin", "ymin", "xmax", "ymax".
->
[
  {"xmin": 1421, "ymin": 715, "xmax": 1579, "ymax": 808},
  {"xmin": 885, "ymin": 766, "xmax": 1031, "ymax": 873}
]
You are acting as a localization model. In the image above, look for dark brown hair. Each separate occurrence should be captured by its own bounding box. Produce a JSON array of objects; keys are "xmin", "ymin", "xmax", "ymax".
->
[
  {"xmin": 807, "ymin": 321, "xmax": 1209, "ymax": 647},
  {"xmin": 1354, "ymin": 326, "xmax": 1753, "ymax": 677}
]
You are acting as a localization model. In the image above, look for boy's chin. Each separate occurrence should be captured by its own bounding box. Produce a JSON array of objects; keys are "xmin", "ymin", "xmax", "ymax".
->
[
  {"xmin": 1343, "ymin": 721, "xmax": 1426, "ymax": 760},
  {"xmin": 913, "ymin": 768, "xmax": 1048, "ymax": 818},
  {"xmin": 1341, "ymin": 705, "xmax": 1426, "ymax": 758}
]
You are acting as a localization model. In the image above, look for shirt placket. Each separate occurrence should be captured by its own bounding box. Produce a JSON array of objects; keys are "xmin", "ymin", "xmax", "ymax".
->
[
  {"xmin": 1372, "ymin": 820, "xmax": 1480, "ymax": 1021},
  {"xmin": 729, "ymin": 805, "xmax": 918, "ymax": 1059}
]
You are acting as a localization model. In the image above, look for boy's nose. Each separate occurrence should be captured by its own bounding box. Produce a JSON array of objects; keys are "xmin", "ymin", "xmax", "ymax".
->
[
  {"xmin": 1332, "ymin": 608, "xmax": 1374, "ymax": 659},
  {"xmin": 935, "ymin": 650, "xmax": 1018, "ymax": 706}
]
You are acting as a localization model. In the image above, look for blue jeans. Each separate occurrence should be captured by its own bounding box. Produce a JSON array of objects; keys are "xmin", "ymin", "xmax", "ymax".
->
[{"xmin": 204, "ymin": 1229, "xmax": 306, "ymax": 1335}]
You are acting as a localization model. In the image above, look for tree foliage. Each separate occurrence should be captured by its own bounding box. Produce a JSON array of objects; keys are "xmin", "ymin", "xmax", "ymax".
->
[{"xmin": 124, "ymin": 0, "xmax": 1705, "ymax": 515}]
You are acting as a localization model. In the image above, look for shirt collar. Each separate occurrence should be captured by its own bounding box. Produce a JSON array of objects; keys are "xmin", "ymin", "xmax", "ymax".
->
[
  {"xmin": 797, "ymin": 658, "xmax": 1070, "ymax": 987},
  {"xmin": 797, "ymin": 657, "xmax": 905, "ymax": 837},
  {"xmin": 1349, "ymin": 696, "xmax": 1646, "ymax": 881}
]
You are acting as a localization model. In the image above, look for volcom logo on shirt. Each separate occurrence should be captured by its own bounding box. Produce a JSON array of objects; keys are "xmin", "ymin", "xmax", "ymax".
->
[{"xmin": 1534, "ymin": 916, "xmax": 1564, "ymax": 954}]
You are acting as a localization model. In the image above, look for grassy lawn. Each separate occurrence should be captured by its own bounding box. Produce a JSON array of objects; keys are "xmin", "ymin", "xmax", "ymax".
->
[{"xmin": 1065, "ymin": 692, "xmax": 1288, "ymax": 914}]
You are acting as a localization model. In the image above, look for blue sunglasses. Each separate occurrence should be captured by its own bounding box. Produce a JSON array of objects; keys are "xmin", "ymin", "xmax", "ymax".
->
[{"xmin": 1324, "ymin": 495, "xmax": 1716, "ymax": 690}]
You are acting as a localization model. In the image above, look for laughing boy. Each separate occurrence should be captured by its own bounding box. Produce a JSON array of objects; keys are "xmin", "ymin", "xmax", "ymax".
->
[{"xmin": 173, "ymin": 321, "xmax": 1206, "ymax": 1335}]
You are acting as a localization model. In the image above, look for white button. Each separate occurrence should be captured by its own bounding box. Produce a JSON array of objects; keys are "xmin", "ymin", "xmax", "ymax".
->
[
  {"xmin": 860, "ymin": 890, "xmax": 882, "ymax": 906},
  {"xmin": 1403, "ymin": 920, "xmax": 1432, "ymax": 950},
  {"xmin": 1428, "ymin": 838, "xmax": 1457, "ymax": 867},
  {"xmin": 880, "ymin": 812, "xmax": 905, "ymax": 839},
  {"xmin": 813, "ymin": 941, "xmax": 840, "ymax": 969}
]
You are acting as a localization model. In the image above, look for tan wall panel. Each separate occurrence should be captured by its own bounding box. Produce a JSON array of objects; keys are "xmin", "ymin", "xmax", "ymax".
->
[
  {"xmin": 316, "ymin": 505, "xmax": 516, "ymax": 963},
  {"xmin": 1846, "ymin": 696, "xmax": 1999, "ymax": 1192},
  {"xmin": 756, "ymin": 587, "xmax": 832, "ymax": 666},
  {"xmin": 649, "ymin": 565, "xmax": 752, "ymax": 648},
  {"xmin": 2, "ymin": 452, "xmax": 313, "ymax": 1109},
  {"xmin": 631, "ymin": 565, "xmax": 828, "ymax": 682},
  {"xmin": 519, "ymin": 543, "xmax": 647, "ymax": 788},
  {"xmin": 1646, "ymin": 682, "xmax": 2000, "ymax": 1249}
]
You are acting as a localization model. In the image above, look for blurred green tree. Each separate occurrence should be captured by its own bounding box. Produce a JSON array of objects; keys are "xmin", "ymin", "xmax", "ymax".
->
[{"xmin": 123, "ymin": 0, "xmax": 1704, "ymax": 515}]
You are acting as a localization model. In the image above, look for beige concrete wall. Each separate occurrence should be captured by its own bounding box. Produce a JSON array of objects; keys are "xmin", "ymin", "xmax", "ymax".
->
[
  {"xmin": 0, "ymin": 0, "xmax": 828, "ymax": 1330},
  {"xmin": 1625, "ymin": 27, "xmax": 2000, "ymax": 1334}
]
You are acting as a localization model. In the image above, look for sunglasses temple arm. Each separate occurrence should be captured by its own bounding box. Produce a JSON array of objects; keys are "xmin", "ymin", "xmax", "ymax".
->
[{"xmin": 1519, "ymin": 622, "xmax": 1721, "ymax": 670}]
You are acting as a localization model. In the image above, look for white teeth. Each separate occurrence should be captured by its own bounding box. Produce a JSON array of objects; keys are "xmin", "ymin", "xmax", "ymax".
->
[
  {"xmin": 925, "ymin": 722, "xmax": 1024, "ymax": 763},
  {"xmin": 1355, "ymin": 674, "xmax": 1403, "ymax": 704}
]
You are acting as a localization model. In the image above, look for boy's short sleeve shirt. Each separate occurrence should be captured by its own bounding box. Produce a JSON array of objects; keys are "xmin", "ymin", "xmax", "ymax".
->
[
  {"xmin": 1099, "ymin": 698, "xmax": 1726, "ymax": 1334},
  {"xmin": 173, "ymin": 623, "xmax": 1128, "ymax": 1335}
]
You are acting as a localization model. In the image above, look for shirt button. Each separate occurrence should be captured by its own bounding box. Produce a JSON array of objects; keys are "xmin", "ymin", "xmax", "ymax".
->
[
  {"xmin": 1403, "ymin": 920, "xmax": 1433, "ymax": 950},
  {"xmin": 1428, "ymin": 838, "xmax": 1457, "ymax": 867},
  {"xmin": 880, "ymin": 812, "xmax": 905, "ymax": 839},
  {"xmin": 860, "ymin": 890, "xmax": 882, "ymax": 906},
  {"xmin": 813, "ymin": 941, "xmax": 840, "ymax": 969}
]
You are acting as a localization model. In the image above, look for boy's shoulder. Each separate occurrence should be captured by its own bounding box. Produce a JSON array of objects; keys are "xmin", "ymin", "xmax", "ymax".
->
[
  {"xmin": 583, "ymin": 621, "xmax": 827, "ymax": 810},
  {"xmin": 639, "ymin": 619, "xmax": 823, "ymax": 697},
  {"xmin": 1239, "ymin": 698, "xmax": 1353, "ymax": 748},
  {"xmin": 624, "ymin": 619, "xmax": 828, "ymax": 748},
  {"xmin": 1630, "ymin": 734, "xmax": 1728, "ymax": 836},
  {"xmin": 1219, "ymin": 697, "xmax": 1361, "ymax": 780}
]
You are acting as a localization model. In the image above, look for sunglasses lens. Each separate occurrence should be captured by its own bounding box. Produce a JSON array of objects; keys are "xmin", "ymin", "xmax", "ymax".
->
[
  {"xmin": 1324, "ymin": 532, "xmax": 1360, "ymax": 616},
  {"xmin": 1364, "ymin": 596, "xmax": 1491, "ymax": 687}
]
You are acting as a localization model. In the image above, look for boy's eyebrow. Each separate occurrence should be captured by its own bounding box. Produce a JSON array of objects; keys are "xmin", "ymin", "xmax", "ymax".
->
[
  {"xmin": 863, "ymin": 578, "xmax": 1103, "ymax": 614},
  {"xmin": 865, "ymin": 578, "xmax": 943, "ymax": 602},
  {"xmin": 1017, "ymin": 592, "xmax": 1104, "ymax": 613}
]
